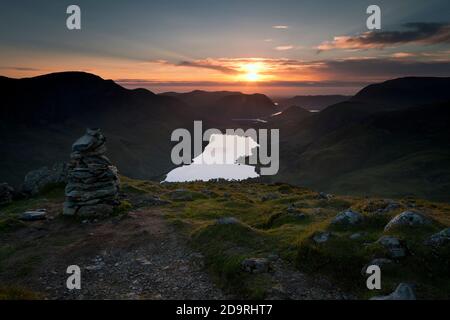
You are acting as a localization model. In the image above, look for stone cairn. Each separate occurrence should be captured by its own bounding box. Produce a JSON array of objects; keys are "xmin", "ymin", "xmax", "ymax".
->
[{"xmin": 63, "ymin": 128, "xmax": 120, "ymax": 217}]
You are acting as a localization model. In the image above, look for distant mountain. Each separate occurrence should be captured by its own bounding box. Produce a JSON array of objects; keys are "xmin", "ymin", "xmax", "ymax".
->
[
  {"xmin": 0, "ymin": 72, "xmax": 193, "ymax": 186},
  {"xmin": 272, "ymin": 77, "xmax": 450, "ymax": 201},
  {"xmin": 275, "ymin": 95, "xmax": 351, "ymax": 111},
  {"xmin": 160, "ymin": 90, "xmax": 241, "ymax": 108},
  {"xmin": 2, "ymin": 73, "xmax": 450, "ymax": 201},
  {"xmin": 161, "ymin": 90, "xmax": 277, "ymax": 120},
  {"xmin": 268, "ymin": 106, "xmax": 313, "ymax": 128},
  {"xmin": 351, "ymin": 77, "xmax": 450, "ymax": 107},
  {"xmin": 0, "ymin": 73, "xmax": 277, "ymax": 186}
]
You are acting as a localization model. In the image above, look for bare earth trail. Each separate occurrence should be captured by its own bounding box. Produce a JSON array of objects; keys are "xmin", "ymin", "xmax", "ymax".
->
[
  {"xmin": 35, "ymin": 209, "xmax": 227, "ymax": 299},
  {"xmin": 2, "ymin": 206, "xmax": 348, "ymax": 299}
]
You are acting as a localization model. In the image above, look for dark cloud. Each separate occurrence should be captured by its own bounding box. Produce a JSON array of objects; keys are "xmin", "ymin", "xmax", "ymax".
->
[
  {"xmin": 318, "ymin": 22, "xmax": 450, "ymax": 51},
  {"xmin": 321, "ymin": 58, "xmax": 450, "ymax": 78},
  {"xmin": 116, "ymin": 79, "xmax": 370, "ymax": 88},
  {"xmin": 176, "ymin": 61, "xmax": 239, "ymax": 75},
  {"xmin": 0, "ymin": 66, "xmax": 41, "ymax": 71}
]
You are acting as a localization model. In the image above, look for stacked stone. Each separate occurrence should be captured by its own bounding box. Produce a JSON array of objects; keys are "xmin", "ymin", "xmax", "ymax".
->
[{"xmin": 63, "ymin": 128, "xmax": 120, "ymax": 217}]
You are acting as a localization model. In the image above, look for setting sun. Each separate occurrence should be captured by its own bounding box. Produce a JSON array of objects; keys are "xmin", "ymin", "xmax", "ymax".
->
[{"xmin": 242, "ymin": 63, "xmax": 261, "ymax": 81}]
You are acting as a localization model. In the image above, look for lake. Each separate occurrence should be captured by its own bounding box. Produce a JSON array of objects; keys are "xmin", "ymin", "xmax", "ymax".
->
[{"xmin": 164, "ymin": 133, "xmax": 260, "ymax": 182}]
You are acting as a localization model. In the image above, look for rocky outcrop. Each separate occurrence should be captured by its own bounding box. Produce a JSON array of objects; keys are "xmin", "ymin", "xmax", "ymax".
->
[
  {"xmin": 19, "ymin": 209, "xmax": 47, "ymax": 221},
  {"xmin": 384, "ymin": 211, "xmax": 432, "ymax": 231},
  {"xmin": 0, "ymin": 183, "xmax": 14, "ymax": 206},
  {"xmin": 312, "ymin": 231, "xmax": 332, "ymax": 244},
  {"xmin": 331, "ymin": 209, "xmax": 363, "ymax": 226},
  {"xmin": 425, "ymin": 228, "xmax": 450, "ymax": 247},
  {"xmin": 377, "ymin": 236, "xmax": 406, "ymax": 258},
  {"xmin": 241, "ymin": 258, "xmax": 270, "ymax": 273},
  {"xmin": 169, "ymin": 189, "xmax": 194, "ymax": 201},
  {"xmin": 22, "ymin": 163, "xmax": 68, "ymax": 195},
  {"xmin": 63, "ymin": 128, "xmax": 120, "ymax": 217}
]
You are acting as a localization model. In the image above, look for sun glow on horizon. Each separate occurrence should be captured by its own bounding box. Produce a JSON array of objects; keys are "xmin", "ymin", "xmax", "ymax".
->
[{"xmin": 242, "ymin": 63, "xmax": 262, "ymax": 82}]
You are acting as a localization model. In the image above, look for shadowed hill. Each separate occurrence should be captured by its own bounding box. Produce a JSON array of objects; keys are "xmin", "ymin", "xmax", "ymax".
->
[
  {"xmin": 0, "ymin": 72, "xmax": 193, "ymax": 186},
  {"xmin": 276, "ymin": 95, "xmax": 351, "ymax": 111},
  {"xmin": 1, "ymin": 72, "xmax": 450, "ymax": 201},
  {"xmin": 161, "ymin": 90, "xmax": 277, "ymax": 120},
  {"xmin": 351, "ymin": 77, "xmax": 450, "ymax": 107}
]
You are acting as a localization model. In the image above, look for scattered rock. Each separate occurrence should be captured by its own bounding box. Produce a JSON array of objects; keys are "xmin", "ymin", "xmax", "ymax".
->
[
  {"xmin": 384, "ymin": 211, "xmax": 432, "ymax": 231},
  {"xmin": 22, "ymin": 163, "xmax": 68, "ymax": 195},
  {"xmin": 317, "ymin": 192, "xmax": 333, "ymax": 200},
  {"xmin": 363, "ymin": 199, "xmax": 402, "ymax": 214},
  {"xmin": 291, "ymin": 213, "xmax": 307, "ymax": 220},
  {"xmin": 135, "ymin": 195, "xmax": 170, "ymax": 207},
  {"xmin": 261, "ymin": 193, "xmax": 279, "ymax": 202},
  {"xmin": 169, "ymin": 189, "xmax": 193, "ymax": 201},
  {"xmin": 63, "ymin": 128, "xmax": 120, "ymax": 217},
  {"xmin": 369, "ymin": 258, "xmax": 393, "ymax": 267},
  {"xmin": 377, "ymin": 236, "xmax": 406, "ymax": 258},
  {"xmin": 370, "ymin": 283, "xmax": 416, "ymax": 300},
  {"xmin": 312, "ymin": 231, "xmax": 331, "ymax": 244},
  {"xmin": 349, "ymin": 232, "xmax": 367, "ymax": 240},
  {"xmin": 361, "ymin": 258, "xmax": 393, "ymax": 275},
  {"xmin": 241, "ymin": 258, "xmax": 270, "ymax": 274},
  {"xmin": 201, "ymin": 189, "xmax": 218, "ymax": 198},
  {"xmin": 19, "ymin": 209, "xmax": 47, "ymax": 221},
  {"xmin": 382, "ymin": 201, "xmax": 401, "ymax": 213},
  {"xmin": 425, "ymin": 228, "xmax": 450, "ymax": 247},
  {"xmin": 216, "ymin": 217, "xmax": 239, "ymax": 225},
  {"xmin": 331, "ymin": 209, "xmax": 363, "ymax": 226},
  {"xmin": 0, "ymin": 183, "xmax": 14, "ymax": 206}
]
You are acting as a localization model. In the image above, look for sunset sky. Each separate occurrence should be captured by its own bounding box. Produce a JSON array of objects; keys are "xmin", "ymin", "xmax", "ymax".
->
[{"xmin": 0, "ymin": 0, "xmax": 449, "ymax": 96}]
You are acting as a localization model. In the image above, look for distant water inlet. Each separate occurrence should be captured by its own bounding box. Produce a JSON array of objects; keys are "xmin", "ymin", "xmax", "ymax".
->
[{"xmin": 164, "ymin": 134, "xmax": 260, "ymax": 182}]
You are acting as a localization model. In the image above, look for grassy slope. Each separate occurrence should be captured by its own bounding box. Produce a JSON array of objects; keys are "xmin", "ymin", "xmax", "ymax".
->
[
  {"xmin": 1, "ymin": 178, "xmax": 449, "ymax": 299},
  {"xmin": 123, "ymin": 177, "xmax": 450, "ymax": 299}
]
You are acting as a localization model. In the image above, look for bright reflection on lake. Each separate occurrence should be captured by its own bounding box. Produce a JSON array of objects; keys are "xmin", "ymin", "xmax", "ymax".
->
[{"xmin": 164, "ymin": 134, "xmax": 259, "ymax": 182}]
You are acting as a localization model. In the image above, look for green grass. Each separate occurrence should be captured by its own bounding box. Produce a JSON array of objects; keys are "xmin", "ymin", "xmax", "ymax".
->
[
  {"xmin": 151, "ymin": 179, "xmax": 450, "ymax": 299},
  {"xmin": 2, "ymin": 176, "xmax": 449, "ymax": 299}
]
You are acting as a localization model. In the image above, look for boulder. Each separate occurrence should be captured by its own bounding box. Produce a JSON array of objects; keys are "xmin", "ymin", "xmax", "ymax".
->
[
  {"xmin": 19, "ymin": 209, "xmax": 47, "ymax": 221},
  {"xmin": 370, "ymin": 283, "xmax": 416, "ymax": 300},
  {"xmin": 241, "ymin": 258, "xmax": 270, "ymax": 273},
  {"xmin": 261, "ymin": 193, "xmax": 279, "ymax": 201},
  {"xmin": 377, "ymin": 236, "xmax": 406, "ymax": 258},
  {"xmin": 312, "ymin": 231, "xmax": 331, "ymax": 244},
  {"xmin": 22, "ymin": 162, "xmax": 68, "ymax": 195},
  {"xmin": 361, "ymin": 258, "xmax": 393, "ymax": 275},
  {"xmin": 134, "ymin": 195, "xmax": 170, "ymax": 207},
  {"xmin": 63, "ymin": 128, "xmax": 120, "ymax": 217},
  {"xmin": 318, "ymin": 192, "xmax": 333, "ymax": 200},
  {"xmin": 425, "ymin": 228, "xmax": 450, "ymax": 247},
  {"xmin": 350, "ymin": 232, "xmax": 367, "ymax": 240},
  {"xmin": 201, "ymin": 189, "xmax": 219, "ymax": 198},
  {"xmin": 0, "ymin": 183, "xmax": 14, "ymax": 206},
  {"xmin": 384, "ymin": 211, "xmax": 432, "ymax": 231},
  {"xmin": 331, "ymin": 209, "xmax": 363, "ymax": 226},
  {"xmin": 169, "ymin": 189, "xmax": 193, "ymax": 201}
]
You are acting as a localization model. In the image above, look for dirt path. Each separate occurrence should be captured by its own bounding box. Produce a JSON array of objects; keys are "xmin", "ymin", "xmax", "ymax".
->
[
  {"xmin": 2, "ymin": 204, "xmax": 351, "ymax": 299},
  {"xmin": 32, "ymin": 209, "xmax": 226, "ymax": 299}
]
